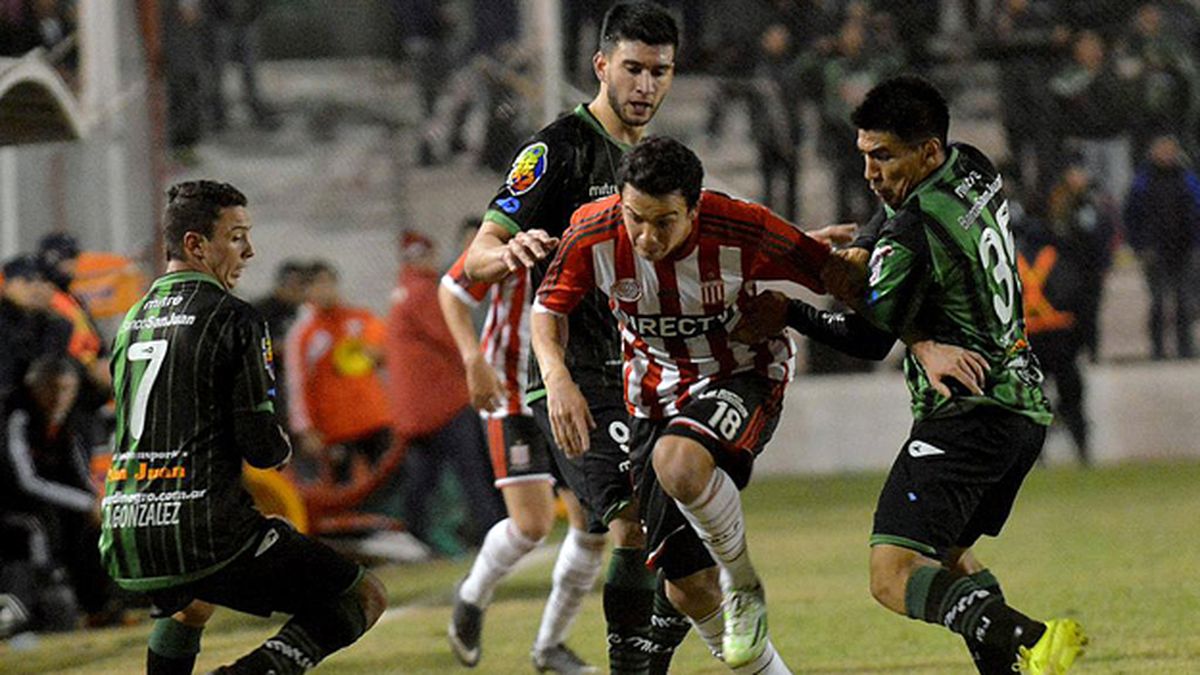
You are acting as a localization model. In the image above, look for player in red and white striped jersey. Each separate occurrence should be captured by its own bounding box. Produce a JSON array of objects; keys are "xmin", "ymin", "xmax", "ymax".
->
[
  {"xmin": 533, "ymin": 136, "xmax": 846, "ymax": 672},
  {"xmin": 438, "ymin": 251, "xmax": 603, "ymax": 670}
]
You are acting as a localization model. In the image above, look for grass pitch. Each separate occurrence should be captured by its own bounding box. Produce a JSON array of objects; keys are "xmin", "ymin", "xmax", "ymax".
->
[{"xmin": 3, "ymin": 460, "xmax": 1198, "ymax": 674}]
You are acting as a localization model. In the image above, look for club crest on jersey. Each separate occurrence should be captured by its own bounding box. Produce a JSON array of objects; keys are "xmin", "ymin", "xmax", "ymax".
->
[
  {"xmin": 701, "ymin": 280, "xmax": 725, "ymax": 305},
  {"xmin": 506, "ymin": 142, "xmax": 548, "ymax": 195},
  {"xmin": 868, "ymin": 244, "xmax": 894, "ymax": 286},
  {"xmin": 611, "ymin": 278, "xmax": 643, "ymax": 303}
]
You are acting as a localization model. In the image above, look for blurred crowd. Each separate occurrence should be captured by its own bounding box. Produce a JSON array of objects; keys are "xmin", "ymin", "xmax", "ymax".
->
[{"xmin": 0, "ymin": 228, "xmax": 508, "ymax": 639}]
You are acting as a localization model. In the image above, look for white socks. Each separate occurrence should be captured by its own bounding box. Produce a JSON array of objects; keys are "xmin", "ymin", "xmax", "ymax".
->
[
  {"xmin": 731, "ymin": 639, "xmax": 790, "ymax": 675},
  {"xmin": 693, "ymin": 606, "xmax": 790, "ymax": 673},
  {"xmin": 459, "ymin": 518, "xmax": 542, "ymax": 607},
  {"xmin": 534, "ymin": 528, "xmax": 606, "ymax": 652},
  {"xmin": 675, "ymin": 468, "xmax": 759, "ymax": 591}
]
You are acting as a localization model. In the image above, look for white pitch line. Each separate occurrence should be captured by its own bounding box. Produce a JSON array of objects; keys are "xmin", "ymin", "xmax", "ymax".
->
[{"xmin": 378, "ymin": 542, "xmax": 562, "ymax": 624}]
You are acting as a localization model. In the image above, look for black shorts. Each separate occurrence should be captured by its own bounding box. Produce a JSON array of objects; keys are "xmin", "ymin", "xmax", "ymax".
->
[
  {"xmin": 531, "ymin": 398, "xmax": 634, "ymax": 534},
  {"xmin": 633, "ymin": 374, "xmax": 784, "ymax": 581},
  {"xmin": 871, "ymin": 407, "xmax": 1047, "ymax": 561},
  {"xmin": 147, "ymin": 517, "xmax": 364, "ymax": 619},
  {"xmin": 484, "ymin": 414, "xmax": 555, "ymax": 488}
]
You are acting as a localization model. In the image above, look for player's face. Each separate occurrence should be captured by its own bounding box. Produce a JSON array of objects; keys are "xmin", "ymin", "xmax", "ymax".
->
[
  {"xmin": 199, "ymin": 205, "xmax": 254, "ymax": 290},
  {"xmin": 621, "ymin": 185, "xmax": 696, "ymax": 262},
  {"xmin": 597, "ymin": 40, "xmax": 676, "ymax": 128},
  {"xmin": 857, "ymin": 130, "xmax": 942, "ymax": 208}
]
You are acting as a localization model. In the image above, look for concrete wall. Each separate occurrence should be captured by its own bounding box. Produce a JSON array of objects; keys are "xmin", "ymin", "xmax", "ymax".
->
[{"xmin": 756, "ymin": 361, "xmax": 1200, "ymax": 476}]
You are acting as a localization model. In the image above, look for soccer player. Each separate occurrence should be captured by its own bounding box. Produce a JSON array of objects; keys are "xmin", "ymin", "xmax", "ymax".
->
[
  {"xmin": 98, "ymin": 181, "xmax": 387, "ymax": 675},
  {"xmin": 440, "ymin": 252, "xmax": 605, "ymax": 673},
  {"xmin": 819, "ymin": 75, "xmax": 1088, "ymax": 674},
  {"xmin": 460, "ymin": 4, "xmax": 690, "ymax": 672},
  {"xmin": 533, "ymin": 135, "xmax": 836, "ymax": 673}
]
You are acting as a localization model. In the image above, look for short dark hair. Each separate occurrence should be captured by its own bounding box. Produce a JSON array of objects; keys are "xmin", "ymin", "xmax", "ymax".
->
[
  {"xmin": 617, "ymin": 135, "xmax": 704, "ymax": 207},
  {"xmin": 25, "ymin": 354, "xmax": 79, "ymax": 390},
  {"xmin": 851, "ymin": 75, "xmax": 949, "ymax": 148},
  {"xmin": 599, "ymin": 2, "xmax": 679, "ymax": 54},
  {"xmin": 308, "ymin": 259, "xmax": 338, "ymax": 280},
  {"xmin": 276, "ymin": 258, "xmax": 310, "ymax": 284},
  {"xmin": 163, "ymin": 180, "xmax": 247, "ymax": 261}
]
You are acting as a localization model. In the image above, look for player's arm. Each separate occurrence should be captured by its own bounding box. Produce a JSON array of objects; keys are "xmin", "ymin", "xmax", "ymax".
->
[
  {"xmin": 463, "ymin": 139, "xmax": 573, "ymax": 282},
  {"xmin": 747, "ymin": 204, "xmax": 832, "ymax": 292},
  {"xmin": 854, "ymin": 211, "xmax": 932, "ymax": 333},
  {"xmin": 822, "ymin": 207, "xmax": 887, "ymax": 301},
  {"xmin": 232, "ymin": 316, "xmax": 292, "ymax": 470},
  {"xmin": 463, "ymin": 219, "xmax": 559, "ymax": 283},
  {"xmin": 438, "ymin": 253, "xmax": 505, "ymax": 412},
  {"xmin": 733, "ymin": 291, "xmax": 896, "ymax": 360},
  {"xmin": 530, "ymin": 225, "xmax": 597, "ymax": 458}
]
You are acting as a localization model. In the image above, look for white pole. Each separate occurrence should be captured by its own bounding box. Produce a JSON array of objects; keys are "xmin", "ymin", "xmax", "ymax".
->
[
  {"xmin": 0, "ymin": 149, "xmax": 18, "ymax": 258},
  {"xmin": 78, "ymin": 0, "xmax": 120, "ymax": 126},
  {"xmin": 536, "ymin": 0, "xmax": 563, "ymax": 125},
  {"xmin": 107, "ymin": 143, "xmax": 128, "ymax": 253}
]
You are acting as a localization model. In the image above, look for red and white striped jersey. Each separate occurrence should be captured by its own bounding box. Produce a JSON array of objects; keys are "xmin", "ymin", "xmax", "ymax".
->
[
  {"xmin": 536, "ymin": 190, "xmax": 830, "ymax": 419},
  {"xmin": 442, "ymin": 251, "xmax": 533, "ymax": 417}
]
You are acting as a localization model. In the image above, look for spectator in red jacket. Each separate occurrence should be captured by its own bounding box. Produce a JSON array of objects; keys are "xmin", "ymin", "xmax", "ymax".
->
[{"xmin": 386, "ymin": 230, "xmax": 504, "ymax": 552}]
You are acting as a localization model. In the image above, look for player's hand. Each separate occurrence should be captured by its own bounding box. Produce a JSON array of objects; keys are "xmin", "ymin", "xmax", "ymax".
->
[
  {"xmin": 501, "ymin": 229, "xmax": 560, "ymax": 272},
  {"xmin": 808, "ymin": 223, "xmax": 857, "ymax": 248},
  {"xmin": 821, "ymin": 247, "xmax": 869, "ymax": 304},
  {"xmin": 545, "ymin": 372, "xmax": 595, "ymax": 458},
  {"xmin": 731, "ymin": 291, "xmax": 789, "ymax": 344},
  {"xmin": 465, "ymin": 352, "xmax": 506, "ymax": 412},
  {"xmin": 910, "ymin": 340, "xmax": 989, "ymax": 397}
]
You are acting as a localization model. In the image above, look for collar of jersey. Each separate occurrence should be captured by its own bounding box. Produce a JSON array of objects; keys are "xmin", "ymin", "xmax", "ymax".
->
[
  {"xmin": 889, "ymin": 145, "xmax": 961, "ymax": 216},
  {"xmin": 153, "ymin": 270, "xmax": 223, "ymax": 290},
  {"xmin": 573, "ymin": 104, "xmax": 633, "ymax": 152}
]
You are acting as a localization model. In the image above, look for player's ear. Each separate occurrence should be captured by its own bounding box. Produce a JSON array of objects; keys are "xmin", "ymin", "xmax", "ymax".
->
[
  {"xmin": 183, "ymin": 230, "xmax": 206, "ymax": 260},
  {"xmin": 592, "ymin": 49, "xmax": 607, "ymax": 82}
]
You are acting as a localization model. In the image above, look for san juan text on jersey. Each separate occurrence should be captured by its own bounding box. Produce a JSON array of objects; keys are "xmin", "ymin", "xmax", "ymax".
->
[
  {"xmin": 99, "ymin": 272, "xmax": 282, "ymax": 590},
  {"xmin": 864, "ymin": 143, "xmax": 1052, "ymax": 424},
  {"xmin": 485, "ymin": 104, "xmax": 632, "ymax": 407},
  {"xmin": 535, "ymin": 190, "xmax": 830, "ymax": 419}
]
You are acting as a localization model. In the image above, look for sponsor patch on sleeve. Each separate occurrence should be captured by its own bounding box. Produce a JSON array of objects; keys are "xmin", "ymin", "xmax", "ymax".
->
[
  {"xmin": 868, "ymin": 244, "xmax": 894, "ymax": 286},
  {"xmin": 506, "ymin": 142, "xmax": 548, "ymax": 195}
]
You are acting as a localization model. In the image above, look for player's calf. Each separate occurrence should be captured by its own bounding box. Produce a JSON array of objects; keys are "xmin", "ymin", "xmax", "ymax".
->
[{"xmin": 217, "ymin": 571, "xmax": 386, "ymax": 675}]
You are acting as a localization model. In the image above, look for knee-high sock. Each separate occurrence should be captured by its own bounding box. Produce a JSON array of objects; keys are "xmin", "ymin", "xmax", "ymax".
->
[
  {"xmin": 675, "ymin": 469, "xmax": 758, "ymax": 591},
  {"xmin": 963, "ymin": 570, "xmax": 1019, "ymax": 675},
  {"xmin": 648, "ymin": 573, "xmax": 692, "ymax": 675},
  {"xmin": 691, "ymin": 605, "xmax": 724, "ymax": 659},
  {"xmin": 906, "ymin": 566, "xmax": 1045, "ymax": 660},
  {"xmin": 460, "ymin": 518, "xmax": 543, "ymax": 607},
  {"xmin": 534, "ymin": 528, "xmax": 605, "ymax": 652},
  {"xmin": 604, "ymin": 547, "xmax": 657, "ymax": 674},
  {"xmin": 731, "ymin": 639, "xmax": 790, "ymax": 675},
  {"xmin": 146, "ymin": 618, "xmax": 203, "ymax": 675}
]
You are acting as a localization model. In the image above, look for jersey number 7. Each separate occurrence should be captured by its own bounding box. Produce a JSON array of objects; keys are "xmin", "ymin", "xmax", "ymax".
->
[{"xmin": 127, "ymin": 339, "xmax": 169, "ymax": 441}]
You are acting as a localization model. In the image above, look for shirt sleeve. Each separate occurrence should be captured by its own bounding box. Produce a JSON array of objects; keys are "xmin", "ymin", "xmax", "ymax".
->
[
  {"xmin": 862, "ymin": 211, "xmax": 933, "ymax": 333},
  {"xmin": 483, "ymin": 135, "xmax": 574, "ymax": 235},
  {"xmin": 534, "ymin": 218, "xmax": 598, "ymax": 316},
  {"xmin": 362, "ymin": 311, "xmax": 387, "ymax": 349},
  {"xmin": 441, "ymin": 249, "xmax": 491, "ymax": 307},
  {"xmin": 746, "ymin": 204, "xmax": 831, "ymax": 293},
  {"xmin": 230, "ymin": 309, "xmax": 277, "ymax": 416}
]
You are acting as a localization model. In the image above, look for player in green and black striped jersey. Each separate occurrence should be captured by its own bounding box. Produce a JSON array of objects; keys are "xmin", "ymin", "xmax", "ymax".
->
[
  {"xmin": 100, "ymin": 181, "xmax": 386, "ymax": 675},
  {"xmin": 813, "ymin": 76, "xmax": 1087, "ymax": 675}
]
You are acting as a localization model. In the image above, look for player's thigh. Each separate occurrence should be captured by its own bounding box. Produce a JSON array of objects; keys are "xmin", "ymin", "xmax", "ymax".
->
[
  {"xmin": 658, "ymin": 373, "xmax": 785, "ymax": 489},
  {"xmin": 872, "ymin": 409, "xmax": 1041, "ymax": 561},
  {"xmin": 191, "ymin": 518, "xmax": 364, "ymax": 618},
  {"xmin": 500, "ymin": 480, "xmax": 557, "ymax": 541},
  {"xmin": 956, "ymin": 413, "xmax": 1047, "ymax": 548},
  {"xmin": 632, "ymin": 417, "xmax": 716, "ymax": 582},
  {"xmin": 532, "ymin": 399, "xmax": 632, "ymax": 534}
]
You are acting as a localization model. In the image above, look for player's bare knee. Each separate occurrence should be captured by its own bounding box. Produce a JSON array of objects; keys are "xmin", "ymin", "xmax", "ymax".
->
[
  {"xmin": 510, "ymin": 508, "xmax": 554, "ymax": 543},
  {"xmin": 173, "ymin": 600, "xmax": 216, "ymax": 627},
  {"xmin": 652, "ymin": 436, "xmax": 713, "ymax": 503}
]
